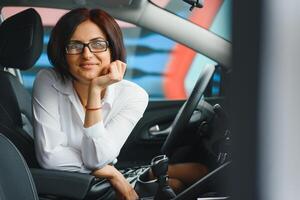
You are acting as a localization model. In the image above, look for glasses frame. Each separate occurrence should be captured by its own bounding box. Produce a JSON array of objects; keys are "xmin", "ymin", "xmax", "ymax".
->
[{"xmin": 65, "ymin": 40, "xmax": 109, "ymax": 55}]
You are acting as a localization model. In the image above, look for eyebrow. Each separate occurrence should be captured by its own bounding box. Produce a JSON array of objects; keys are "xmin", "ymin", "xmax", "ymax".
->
[{"xmin": 69, "ymin": 37, "xmax": 106, "ymax": 43}]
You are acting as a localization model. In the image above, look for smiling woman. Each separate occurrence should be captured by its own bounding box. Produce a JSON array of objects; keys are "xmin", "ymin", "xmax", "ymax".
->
[
  {"xmin": 65, "ymin": 20, "xmax": 112, "ymax": 85},
  {"xmin": 33, "ymin": 8, "xmax": 148, "ymax": 199}
]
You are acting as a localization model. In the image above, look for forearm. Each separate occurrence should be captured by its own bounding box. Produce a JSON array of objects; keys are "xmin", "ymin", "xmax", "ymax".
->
[
  {"xmin": 84, "ymin": 85, "xmax": 103, "ymax": 128},
  {"xmin": 92, "ymin": 165, "xmax": 138, "ymax": 199},
  {"xmin": 91, "ymin": 165, "xmax": 119, "ymax": 180},
  {"xmin": 84, "ymin": 60, "xmax": 126, "ymax": 128}
]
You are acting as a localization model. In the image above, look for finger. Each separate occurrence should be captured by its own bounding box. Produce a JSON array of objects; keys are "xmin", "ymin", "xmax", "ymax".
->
[
  {"xmin": 114, "ymin": 61, "xmax": 126, "ymax": 78},
  {"xmin": 134, "ymin": 188, "xmax": 138, "ymax": 197},
  {"xmin": 100, "ymin": 67, "xmax": 109, "ymax": 76},
  {"xmin": 109, "ymin": 62, "xmax": 119, "ymax": 80},
  {"xmin": 116, "ymin": 64, "xmax": 123, "ymax": 78},
  {"xmin": 120, "ymin": 62, "xmax": 126, "ymax": 76},
  {"xmin": 113, "ymin": 61, "xmax": 124, "ymax": 81},
  {"xmin": 132, "ymin": 190, "xmax": 138, "ymax": 200},
  {"xmin": 126, "ymin": 184, "xmax": 138, "ymax": 200}
]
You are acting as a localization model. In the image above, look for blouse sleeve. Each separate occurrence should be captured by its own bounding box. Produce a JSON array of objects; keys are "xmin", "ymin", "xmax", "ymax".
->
[
  {"xmin": 33, "ymin": 69, "xmax": 89, "ymax": 173},
  {"xmin": 81, "ymin": 84, "xmax": 149, "ymax": 170}
]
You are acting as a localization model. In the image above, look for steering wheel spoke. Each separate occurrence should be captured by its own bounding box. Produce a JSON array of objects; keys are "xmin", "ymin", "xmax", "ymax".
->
[{"xmin": 161, "ymin": 64, "xmax": 216, "ymax": 156}]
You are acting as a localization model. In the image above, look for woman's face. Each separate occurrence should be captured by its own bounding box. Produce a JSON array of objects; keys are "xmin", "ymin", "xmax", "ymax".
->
[{"xmin": 66, "ymin": 20, "xmax": 111, "ymax": 84}]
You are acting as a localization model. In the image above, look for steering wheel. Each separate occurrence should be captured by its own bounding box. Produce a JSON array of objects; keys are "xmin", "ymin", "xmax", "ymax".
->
[{"xmin": 161, "ymin": 64, "xmax": 215, "ymax": 156}]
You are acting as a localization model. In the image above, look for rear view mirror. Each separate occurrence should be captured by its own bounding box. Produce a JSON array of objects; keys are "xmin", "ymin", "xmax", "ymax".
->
[{"xmin": 183, "ymin": 0, "xmax": 204, "ymax": 11}]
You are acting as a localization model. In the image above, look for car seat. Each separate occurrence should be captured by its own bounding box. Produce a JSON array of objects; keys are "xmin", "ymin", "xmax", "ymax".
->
[
  {"xmin": 0, "ymin": 7, "xmax": 42, "ymax": 168},
  {"xmin": 0, "ymin": 133, "xmax": 39, "ymax": 200}
]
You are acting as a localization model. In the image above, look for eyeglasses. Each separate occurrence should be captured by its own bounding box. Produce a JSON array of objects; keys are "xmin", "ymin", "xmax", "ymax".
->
[{"xmin": 65, "ymin": 39, "xmax": 109, "ymax": 55}]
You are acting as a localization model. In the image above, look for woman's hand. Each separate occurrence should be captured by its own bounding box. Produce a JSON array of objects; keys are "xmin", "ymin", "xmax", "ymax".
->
[
  {"xmin": 109, "ymin": 170, "xmax": 138, "ymax": 200},
  {"xmin": 92, "ymin": 165, "xmax": 138, "ymax": 200},
  {"xmin": 91, "ymin": 60, "xmax": 126, "ymax": 89},
  {"xmin": 84, "ymin": 60, "xmax": 126, "ymax": 127}
]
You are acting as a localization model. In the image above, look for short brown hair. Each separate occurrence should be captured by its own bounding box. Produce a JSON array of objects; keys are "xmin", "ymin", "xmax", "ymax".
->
[{"xmin": 47, "ymin": 8, "xmax": 126, "ymax": 81}]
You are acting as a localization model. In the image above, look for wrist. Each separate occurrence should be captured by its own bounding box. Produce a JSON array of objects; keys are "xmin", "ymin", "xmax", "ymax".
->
[
  {"xmin": 88, "ymin": 83, "xmax": 103, "ymax": 95},
  {"xmin": 106, "ymin": 166, "xmax": 121, "ymax": 180},
  {"xmin": 86, "ymin": 84, "xmax": 103, "ymax": 108},
  {"xmin": 90, "ymin": 79, "xmax": 105, "ymax": 91}
]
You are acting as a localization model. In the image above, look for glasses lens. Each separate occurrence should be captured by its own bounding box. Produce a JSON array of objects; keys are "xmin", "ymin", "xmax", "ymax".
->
[
  {"xmin": 66, "ymin": 42, "xmax": 83, "ymax": 54},
  {"xmin": 89, "ymin": 40, "xmax": 108, "ymax": 52}
]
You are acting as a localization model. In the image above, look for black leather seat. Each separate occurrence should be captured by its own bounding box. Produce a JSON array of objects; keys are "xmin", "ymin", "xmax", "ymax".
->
[
  {"xmin": 0, "ymin": 133, "xmax": 39, "ymax": 200},
  {"xmin": 0, "ymin": 8, "xmax": 114, "ymax": 200},
  {"xmin": 0, "ymin": 8, "xmax": 42, "ymax": 168}
]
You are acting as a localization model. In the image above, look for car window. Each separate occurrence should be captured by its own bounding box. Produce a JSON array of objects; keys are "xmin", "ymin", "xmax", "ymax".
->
[{"xmin": 2, "ymin": 5, "xmax": 229, "ymax": 100}]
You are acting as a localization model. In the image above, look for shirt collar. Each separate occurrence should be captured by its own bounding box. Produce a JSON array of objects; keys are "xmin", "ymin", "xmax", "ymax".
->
[
  {"xmin": 52, "ymin": 78, "xmax": 73, "ymax": 95},
  {"xmin": 52, "ymin": 77, "xmax": 115, "ymax": 108}
]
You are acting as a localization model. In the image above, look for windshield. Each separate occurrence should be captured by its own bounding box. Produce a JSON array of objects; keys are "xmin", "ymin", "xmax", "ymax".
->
[
  {"xmin": 151, "ymin": 0, "xmax": 231, "ymax": 41},
  {"xmin": 1, "ymin": 3, "xmax": 229, "ymax": 100}
]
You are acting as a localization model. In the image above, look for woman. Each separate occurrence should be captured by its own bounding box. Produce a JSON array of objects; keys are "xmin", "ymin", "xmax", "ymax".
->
[
  {"xmin": 33, "ymin": 8, "xmax": 207, "ymax": 200},
  {"xmin": 33, "ymin": 8, "xmax": 145, "ymax": 199}
]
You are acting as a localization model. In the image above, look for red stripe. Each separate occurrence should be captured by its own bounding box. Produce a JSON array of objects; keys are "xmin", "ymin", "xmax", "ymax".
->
[{"xmin": 163, "ymin": 0, "xmax": 223, "ymax": 99}]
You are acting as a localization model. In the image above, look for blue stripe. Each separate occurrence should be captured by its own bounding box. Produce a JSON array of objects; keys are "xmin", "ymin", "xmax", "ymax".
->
[
  {"xmin": 213, "ymin": 73, "xmax": 221, "ymax": 82},
  {"xmin": 36, "ymin": 53, "xmax": 51, "ymax": 67},
  {"xmin": 212, "ymin": 86, "xmax": 220, "ymax": 96}
]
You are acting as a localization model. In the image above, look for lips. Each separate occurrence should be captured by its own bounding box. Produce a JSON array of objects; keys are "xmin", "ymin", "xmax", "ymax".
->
[{"xmin": 79, "ymin": 62, "xmax": 98, "ymax": 69}]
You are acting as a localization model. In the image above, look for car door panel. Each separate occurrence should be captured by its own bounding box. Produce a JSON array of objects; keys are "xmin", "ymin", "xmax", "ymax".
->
[
  {"xmin": 117, "ymin": 97, "xmax": 225, "ymax": 168},
  {"xmin": 117, "ymin": 100, "xmax": 184, "ymax": 168}
]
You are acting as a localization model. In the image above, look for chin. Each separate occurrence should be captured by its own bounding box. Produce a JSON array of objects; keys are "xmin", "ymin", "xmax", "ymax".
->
[
  {"xmin": 83, "ymin": 76, "xmax": 95, "ymax": 82},
  {"xmin": 73, "ymin": 76, "xmax": 92, "ymax": 85},
  {"xmin": 81, "ymin": 72, "xmax": 98, "ymax": 80}
]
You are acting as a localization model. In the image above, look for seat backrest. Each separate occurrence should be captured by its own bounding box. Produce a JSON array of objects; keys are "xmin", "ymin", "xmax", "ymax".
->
[
  {"xmin": 0, "ymin": 133, "xmax": 39, "ymax": 200},
  {"xmin": 0, "ymin": 8, "xmax": 43, "ymax": 167}
]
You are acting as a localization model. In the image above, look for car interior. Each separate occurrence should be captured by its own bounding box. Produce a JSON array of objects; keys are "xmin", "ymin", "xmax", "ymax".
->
[{"xmin": 0, "ymin": 1, "xmax": 233, "ymax": 200}]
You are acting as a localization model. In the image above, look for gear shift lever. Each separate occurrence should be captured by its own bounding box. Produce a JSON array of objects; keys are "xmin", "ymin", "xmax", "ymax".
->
[{"xmin": 151, "ymin": 155, "xmax": 176, "ymax": 200}]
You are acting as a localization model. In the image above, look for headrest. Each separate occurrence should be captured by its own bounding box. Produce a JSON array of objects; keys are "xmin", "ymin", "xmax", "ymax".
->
[{"xmin": 0, "ymin": 8, "xmax": 43, "ymax": 70}]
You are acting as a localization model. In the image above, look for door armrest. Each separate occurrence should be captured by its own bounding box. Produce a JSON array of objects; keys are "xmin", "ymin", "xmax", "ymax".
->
[{"xmin": 30, "ymin": 168, "xmax": 111, "ymax": 199}]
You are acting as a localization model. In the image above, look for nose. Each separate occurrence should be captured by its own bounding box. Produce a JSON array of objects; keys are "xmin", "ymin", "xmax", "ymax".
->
[{"xmin": 82, "ymin": 46, "xmax": 93, "ymax": 59}]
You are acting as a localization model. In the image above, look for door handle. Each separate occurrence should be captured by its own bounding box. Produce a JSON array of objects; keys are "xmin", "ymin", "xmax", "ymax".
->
[
  {"xmin": 149, "ymin": 125, "xmax": 171, "ymax": 137},
  {"xmin": 149, "ymin": 125, "xmax": 160, "ymax": 133}
]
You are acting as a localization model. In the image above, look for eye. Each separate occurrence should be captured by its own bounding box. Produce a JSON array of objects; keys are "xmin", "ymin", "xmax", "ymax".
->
[
  {"xmin": 90, "ymin": 40, "xmax": 107, "ymax": 49},
  {"xmin": 67, "ymin": 42, "xmax": 83, "ymax": 50}
]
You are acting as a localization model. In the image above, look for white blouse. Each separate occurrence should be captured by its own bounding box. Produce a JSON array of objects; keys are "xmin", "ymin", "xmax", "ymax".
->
[{"xmin": 32, "ymin": 69, "xmax": 148, "ymax": 173}]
